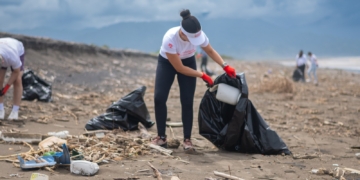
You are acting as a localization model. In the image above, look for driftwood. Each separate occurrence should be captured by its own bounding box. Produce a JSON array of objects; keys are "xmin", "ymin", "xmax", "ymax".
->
[
  {"xmin": 82, "ymin": 130, "xmax": 112, "ymax": 135},
  {"xmin": 166, "ymin": 122, "xmax": 183, "ymax": 127},
  {"xmin": 350, "ymin": 146, "xmax": 360, "ymax": 149},
  {"xmin": 148, "ymin": 162, "xmax": 162, "ymax": 180},
  {"xmin": 292, "ymin": 153, "xmax": 319, "ymax": 159},
  {"xmin": 213, "ymin": 171, "xmax": 245, "ymax": 180},
  {"xmin": 148, "ymin": 144, "xmax": 173, "ymax": 156},
  {"xmin": 344, "ymin": 167, "xmax": 360, "ymax": 174}
]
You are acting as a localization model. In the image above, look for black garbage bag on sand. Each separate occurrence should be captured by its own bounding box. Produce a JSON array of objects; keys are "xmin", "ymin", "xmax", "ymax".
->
[
  {"xmin": 292, "ymin": 68, "xmax": 303, "ymax": 82},
  {"xmin": 85, "ymin": 86, "xmax": 155, "ymax": 131},
  {"xmin": 198, "ymin": 73, "xmax": 291, "ymax": 155},
  {"xmin": 22, "ymin": 70, "xmax": 52, "ymax": 102}
]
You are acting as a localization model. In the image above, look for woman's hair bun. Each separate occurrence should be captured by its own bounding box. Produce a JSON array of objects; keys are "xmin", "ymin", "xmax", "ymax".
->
[{"xmin": 180, "ymin": 9, "xmax": 191, "ymax": 19}]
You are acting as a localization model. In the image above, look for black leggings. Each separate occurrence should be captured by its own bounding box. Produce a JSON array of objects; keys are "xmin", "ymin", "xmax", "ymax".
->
[{"xmin": 154, "ymin": 55, "xmax": 197, "ymax": 139}]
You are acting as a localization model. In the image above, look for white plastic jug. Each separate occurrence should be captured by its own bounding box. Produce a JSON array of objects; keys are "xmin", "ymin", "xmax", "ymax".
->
[{"xmin": 210, "ymin": 83, "xmax": 241, "ymax": 105}]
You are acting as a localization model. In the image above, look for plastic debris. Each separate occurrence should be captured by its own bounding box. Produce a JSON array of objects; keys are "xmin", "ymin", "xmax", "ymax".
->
[
  {"xmin": 85, "ymin": 86, "xmax": 155, "ymax": 131},
  {"xmin": 22, "ymin": 69, "xmax": 52, "ymax": 102},
  {"xmin": 198, "ymin": 73, "xmax": 291, "ymax": 155},
  {"xmin": 30, "ymin": 173, "xmax": 49, "ymax": 180},
  {"xmin": 70, "ymin": 160, "xmax": 99, "ymax": 176},
  {"xmin": 47, "ymin": 131, "xmax": 69, "ymax": 139},
  {"xmin": 18, "ymin": 155, "xmax": 56, "ymax": 170}
]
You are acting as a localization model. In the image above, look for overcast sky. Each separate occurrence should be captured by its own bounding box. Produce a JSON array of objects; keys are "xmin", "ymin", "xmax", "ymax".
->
[{"xmin": 1, "ymin": 0, "xmax": 358, "ymax": 31}]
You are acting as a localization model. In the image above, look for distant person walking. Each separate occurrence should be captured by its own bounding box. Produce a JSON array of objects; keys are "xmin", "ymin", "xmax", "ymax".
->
[
  {"xmin": 152, "ymin": 9, "xmax": 236, "ymax": 152},
  {"xmin": 0, "ymin": 37, "xmax": 26, "ymax": 121},
  {"xmin": 197, "ymin": 48, "xmax": 214, "ymax": 76},
  {"xmin": 294, "ymin": 50, "xmax": 307, "ymax": 82},
  {"xmin": 307, "ymin": 52, "xmax": 318, "ymax": 85}
]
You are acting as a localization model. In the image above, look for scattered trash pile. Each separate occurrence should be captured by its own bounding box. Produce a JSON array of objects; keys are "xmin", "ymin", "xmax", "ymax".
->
[
  {"xmin": 0, "ymin": 128, "xmax": 155, "ymax": 176},
  {"xmin": 199, "ymin": 73, "xmax": 291, "ymax": 155}
]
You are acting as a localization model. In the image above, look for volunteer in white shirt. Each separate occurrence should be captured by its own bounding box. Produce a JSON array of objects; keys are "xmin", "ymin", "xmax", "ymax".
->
[
  {"xmin": 307, "ymin": 52, "xmax": 318, "ymax": 84},
  {"xmin": 0, "ymin": 37, "xmax": 26, "ymax": 120},
  {"xmin": 296, "ymin": 50, "xmax": 307, "ymax": 82},
  {"xmin": 151, "ymin": 9, "xmax": 236, "ymax": 152}
]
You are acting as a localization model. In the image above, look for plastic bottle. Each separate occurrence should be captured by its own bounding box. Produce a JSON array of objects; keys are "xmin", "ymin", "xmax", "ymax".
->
[{"xmin": 47, "ymin": 131, "xmax": 69, "ymax": 139}]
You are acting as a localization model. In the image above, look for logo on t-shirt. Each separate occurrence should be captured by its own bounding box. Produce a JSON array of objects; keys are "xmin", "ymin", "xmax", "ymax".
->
[
  {"xmin": 195, "ymin": 31, "xmax": 201, "ymax": 37},
  {"xmin": 168, "ymin": 43, "xmax": 173, "ymax": 48}
]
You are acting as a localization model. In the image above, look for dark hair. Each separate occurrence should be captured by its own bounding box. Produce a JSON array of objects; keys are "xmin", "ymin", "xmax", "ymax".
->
[
  {"xmin": 308, "ymin": 52, "xmax": 312, "ymax": 55},
  {"xmin": 180, "ymin": 9, "xmax": 201, "ymax": 33},
  {"xmin": 299, "ymin": 50, "xmax": 303, "ymax": 57}
]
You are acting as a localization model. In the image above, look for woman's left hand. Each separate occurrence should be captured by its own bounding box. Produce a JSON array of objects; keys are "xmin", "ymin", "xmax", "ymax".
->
[{"xmin": 223, "ymin": 65, "xmax": 236, "ymax": 78}]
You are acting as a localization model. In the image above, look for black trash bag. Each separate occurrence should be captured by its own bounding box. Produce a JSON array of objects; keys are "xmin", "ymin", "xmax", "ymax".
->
[
  {"xmin": 85, "ymin": 86, "xmax": 155, "ymax": 131},
  {"xmin": 198, "ymin": 73, "xmax": 291, "ymax": 155},
  {"xmin": 22, "ymin": 69, "xmax": 52, "ymax": 102},
  {"xmin": 292, "ymin": 68, "xmax": 303, "ymax": 82}
]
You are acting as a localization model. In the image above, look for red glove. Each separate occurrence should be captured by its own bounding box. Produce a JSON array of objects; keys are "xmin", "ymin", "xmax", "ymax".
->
[
  {"xmin": 201, "ymin": 72, "xmax": 214, "ymax": 87},
  {"xmin": 0, "ymin": 84, "xmax": 10, "ymax": 96},
  {"xmin": 223, "ymin": 65, "xmax": 236, "ymax": 78}
]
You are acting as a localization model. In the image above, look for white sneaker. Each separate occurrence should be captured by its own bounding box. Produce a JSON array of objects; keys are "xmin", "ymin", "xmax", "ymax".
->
[
  {"xmin": 0, "ymin": 109, "xmax": 4, "ymax": 120},
  {"xmin": 8, "ymin": 110, "xmax": 18, "ymax": 120}
]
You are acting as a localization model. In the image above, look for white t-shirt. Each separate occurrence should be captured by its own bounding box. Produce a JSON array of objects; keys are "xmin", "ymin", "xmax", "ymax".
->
[
  {"xmin": 309, "ymin": 54, "xmax": 317, "ymax": 64},
  {"xmin": 0, "ymin": 37, "xmax": 24, "ymax": 69},
  {"xmin": 296, "ymin": 54, "xmax": 307, "ymax": 66},
  {"xmin": 159, "ymin": 26, "xmax": 209, "ymax": 60}
]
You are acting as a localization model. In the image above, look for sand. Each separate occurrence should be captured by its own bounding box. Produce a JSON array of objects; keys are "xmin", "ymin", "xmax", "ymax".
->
[{"xmin": 0, "ymin": 47, "xmax": 360, "ymax": 180}]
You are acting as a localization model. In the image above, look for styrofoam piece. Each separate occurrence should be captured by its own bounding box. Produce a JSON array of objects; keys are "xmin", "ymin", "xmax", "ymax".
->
[
  {"xmin": 215, "ymin": 83, "xmax": 241, "ymax": 105},
  {"xmin": 70, "ymin": 160, "xmax": 99, "ymax": 176},
  {"xmin": 47, "ymin": 131, "xmax": 69, "ymax": 139},
  {"xmin": 30, "ymin": 173, "xmax": 49, "ymax": 180}
]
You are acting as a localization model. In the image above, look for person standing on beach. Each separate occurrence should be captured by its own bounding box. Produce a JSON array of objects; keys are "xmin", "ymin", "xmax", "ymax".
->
[
  {"xmin": 295, "ymin": 50, "xmax": 307, "ymax": 82},
  {"xmin": 197, "ymin": 48, "xmax": 214, "ymax": 76},
  {"xmin": 0, "ymin": 37, "xmax": 26, "ymax": 120},
  {"xmin": 307, "ymin": 52, "xmax": 318, "ymax": 85},
  {"xmin": 152, "ymin": 9, "xmax": 236, "ymax": 152}
]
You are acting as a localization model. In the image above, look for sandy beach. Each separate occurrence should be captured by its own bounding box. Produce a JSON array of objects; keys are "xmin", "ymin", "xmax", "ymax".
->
[{"xmin": 0, "ymin": 34, "xmax": 360, "ymax": 180}]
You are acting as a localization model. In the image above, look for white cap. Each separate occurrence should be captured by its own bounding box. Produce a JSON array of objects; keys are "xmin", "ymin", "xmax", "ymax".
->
[{"xmin": 180, "ymin": 24, "xmax": 205, "ymax": 46}]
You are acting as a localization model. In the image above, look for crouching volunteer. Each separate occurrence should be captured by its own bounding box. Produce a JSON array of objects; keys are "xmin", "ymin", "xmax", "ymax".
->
[
  {"xmin": 0, "ymin": 37, "xmax": 26, "ymax": 120},
  {"xmin": 151, "ymin": 9, "xmax": 237, "ymax": 152}
]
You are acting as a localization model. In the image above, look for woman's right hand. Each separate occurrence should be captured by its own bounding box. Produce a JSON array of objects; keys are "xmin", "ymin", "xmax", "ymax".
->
[{"xmin": 201, "ymin": 72, "xmax": 214, "ymax": 87}]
